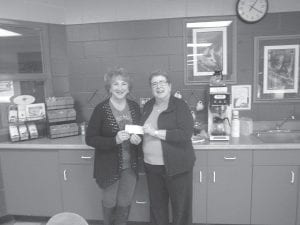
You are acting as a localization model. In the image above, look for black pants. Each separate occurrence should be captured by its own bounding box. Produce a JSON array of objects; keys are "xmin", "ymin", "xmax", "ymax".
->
[{"xmin": 144, "ymin": 163, "xmax": 193, "ymax": 225}]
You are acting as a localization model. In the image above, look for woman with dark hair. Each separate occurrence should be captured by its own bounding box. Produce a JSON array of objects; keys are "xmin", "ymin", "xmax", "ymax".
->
[
  {"xmin": 85, "ymin": 68, "xmax": 142, "ymax": 225},
  {"xmin": 141, "ymin": 70, "xmax": 196, "ymax": 225}
]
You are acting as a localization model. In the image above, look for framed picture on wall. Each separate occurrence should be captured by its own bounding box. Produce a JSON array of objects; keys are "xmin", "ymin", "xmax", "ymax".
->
[
  {"xmin": 254, "ymin": 35, "xmax": 300, "ymax": 102},
  {"xmin": 231, "ymin": 85, "xmax": 252, "ymax": 110},
  {"xmin": 263, "ymin": 45, "xmax": 299, "ymax": 94},
  {"xmin": 191, "ymin": 27, "xmax": 227, "ymax": 76},
  {"xmin": 184, "ymin": 16, "xmax": 237, "ymax": 85}
]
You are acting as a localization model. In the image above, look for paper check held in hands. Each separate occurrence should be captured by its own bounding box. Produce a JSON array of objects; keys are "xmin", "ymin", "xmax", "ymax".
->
[{"xmin": 125, "ymin": 125, "xmax": 144, "ymax": 135}]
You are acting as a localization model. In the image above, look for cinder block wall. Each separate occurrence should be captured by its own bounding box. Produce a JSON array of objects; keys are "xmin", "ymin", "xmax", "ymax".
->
[{"xmin": 58, "ymin": 12, "xmax": 300, "ymax": 122}]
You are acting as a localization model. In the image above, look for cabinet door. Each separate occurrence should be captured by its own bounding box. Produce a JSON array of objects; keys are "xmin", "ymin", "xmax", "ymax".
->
[
  {"xmin": 251, "ymin": 166, "xmax": 298, "ymax": 225},
  {"xmin": 206, "ymin": 166, "xmax": 251, "ymax": 224},
  {"xmin": 193, "ymin": 167, "xmax": 207, "ymax": 224},
  {"xmin": 193, "ymin": 151, "xmax": 207, "ymax": 224},
  {"xmin": 0, "ymin": 150, "xmax": 62, "ymax": 216},
  {"xmin": 129, "ymin": 172, "xmax": 150, "ymax": 222},
  {"xmin": 60, "ymin": 164, "xmax": 102, "ymax": 220}
]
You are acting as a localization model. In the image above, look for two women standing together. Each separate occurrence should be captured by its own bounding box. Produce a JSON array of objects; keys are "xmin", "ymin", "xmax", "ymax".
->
[{"xmin": 85, "ymin": 68, "xmax": 195, "ymax": 225}]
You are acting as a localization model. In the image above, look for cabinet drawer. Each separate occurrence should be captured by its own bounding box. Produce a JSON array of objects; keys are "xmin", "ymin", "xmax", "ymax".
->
[
  {"xmin": 59, "ymin": 150, "xmax": 94, "ymax": 164},
  {"xmin": 208, "ymin": 150, "xmax": 252, "ymax": 166},
  {"xmin": 254, "ymin": 150, "xmax": 300, "ymax": 165}
]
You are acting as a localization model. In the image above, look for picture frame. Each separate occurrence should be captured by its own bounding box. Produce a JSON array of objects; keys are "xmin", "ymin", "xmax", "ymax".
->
[
  {"xmin": 192, "ymin": 27, "xmax": 227, "ymax": 76},
  {"xmin": 254, "ymin": 35, "xmax": 300, "ymax": 102},
  {"xmin": 231, "ymin": 85, "xmax": 252, "ymax": 110},
  {"xmin": 184, "ymin": 16, "xmax": 237, "ymax": 85},
  {"xmin": 263, "ymin": 45, "xmax": 299, "ymax": 94}
]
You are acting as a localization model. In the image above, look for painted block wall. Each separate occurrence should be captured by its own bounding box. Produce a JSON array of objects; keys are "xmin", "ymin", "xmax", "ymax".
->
[{"xmin": 63, "ymin": 12, "xmax": 300, "ymax": 123}]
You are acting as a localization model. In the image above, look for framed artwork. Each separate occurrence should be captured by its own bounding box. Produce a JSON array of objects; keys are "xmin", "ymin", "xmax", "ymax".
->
[
  {"xmin": 254, "ymin": 35, "xmax": 300, "ymax": 102},
  {"xmin": 263, "ymin": 45, "xmax": 299, "ymax": 94},
  {"xmin": 192, "ymin": 27, "xmax": 227, "ymax": 76},
  {"xmin": 231, "ymin": 85, "xmax": 252, "ymax": 110},
  {"xmin": 184, "ymin": 16, "xmax": 237, "ymax": 85}
]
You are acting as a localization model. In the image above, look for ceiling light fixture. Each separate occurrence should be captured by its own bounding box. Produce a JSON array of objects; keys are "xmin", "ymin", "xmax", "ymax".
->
[
  {"xmin": 0, "ymin": 28, "xmax": 21, "ymax": 37},
  {"xmin": 186, "ymin": 21, "xmax": 232, "ymax": 28}
]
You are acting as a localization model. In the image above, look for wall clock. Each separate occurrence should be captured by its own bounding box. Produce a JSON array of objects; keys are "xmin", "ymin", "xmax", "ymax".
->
[{"xmin": 236, "ymin": 0, "xmax": 268, "ymax": 23}]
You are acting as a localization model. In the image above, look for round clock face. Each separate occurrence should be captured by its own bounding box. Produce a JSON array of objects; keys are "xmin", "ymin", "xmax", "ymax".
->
[{"xmin": 237, "ymin": 0, "xmax": 268, "ymax": 23}]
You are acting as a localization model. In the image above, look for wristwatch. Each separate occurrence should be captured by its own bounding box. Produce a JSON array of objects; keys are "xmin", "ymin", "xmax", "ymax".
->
[{"xmin": 154, "ymin": 130, "xmax": 159, "ymax": 136}]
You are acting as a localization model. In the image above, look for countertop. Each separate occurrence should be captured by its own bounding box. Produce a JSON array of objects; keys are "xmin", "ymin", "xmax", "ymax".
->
[{"xmin": 0, "ymin": 134, "xmax": 300, "ymax": 150}]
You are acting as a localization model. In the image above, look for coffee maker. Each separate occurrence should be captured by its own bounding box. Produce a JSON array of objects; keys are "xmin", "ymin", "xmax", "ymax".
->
[{"xmin": 208, "ymin": 86, "xmax": 231, "ymax": 141}]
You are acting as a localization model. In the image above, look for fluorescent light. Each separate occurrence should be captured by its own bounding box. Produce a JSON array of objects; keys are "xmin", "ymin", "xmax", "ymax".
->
[
  {"xmin": 187, "ymin": 43, "xmax": 212, "ymax": 47},
  {"xmin": 187, "ymin": 54, "xmax": 204, "ymax": 57},
  {"xmin": 0, "ymin": 28, "xmax": 21, "ymax": 37},
  {"xmin": 187, "ymin": 21, "xmax": 232, "ymax": 28}
]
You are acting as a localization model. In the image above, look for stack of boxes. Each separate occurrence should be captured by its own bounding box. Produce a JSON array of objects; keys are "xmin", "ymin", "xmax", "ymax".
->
[{"xmin": 46, "ymin": 96, "xmax": 79, "ymax": 138}]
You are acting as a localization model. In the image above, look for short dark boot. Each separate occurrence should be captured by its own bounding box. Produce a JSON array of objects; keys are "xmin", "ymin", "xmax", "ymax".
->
[
  {"xmin": 114, "ymin": 205, "xmax": 131, "ymax": 225},
  {"xmin": 102, "ymin": 202, "xmax": 115, "ymax": 225}
]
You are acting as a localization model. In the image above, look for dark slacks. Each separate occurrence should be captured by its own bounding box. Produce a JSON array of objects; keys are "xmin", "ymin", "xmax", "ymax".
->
[{"xmin": 144, "ymin": 163, "xmax": 193, "ymax": 225}]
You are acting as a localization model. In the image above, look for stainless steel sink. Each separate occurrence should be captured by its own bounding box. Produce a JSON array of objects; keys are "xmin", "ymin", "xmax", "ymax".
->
[{"xmin": 253, "ymin": 130, "xmax": 300, "ymax": 143}]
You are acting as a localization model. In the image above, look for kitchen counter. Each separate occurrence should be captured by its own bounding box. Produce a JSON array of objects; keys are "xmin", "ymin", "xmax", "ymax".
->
[
  {"xmin": 0, "ymin": 135, "xmax": 92, "ymax": 150},
  {"xmin": 0, "ymin": 134, "xmax": 300, "ymax": 150}
]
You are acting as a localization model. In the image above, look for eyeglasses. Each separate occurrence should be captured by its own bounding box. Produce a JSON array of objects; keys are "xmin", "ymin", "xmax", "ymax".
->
[{"xmin": 151, "ymin": 80, "xmax": 168, "ymax": 88}]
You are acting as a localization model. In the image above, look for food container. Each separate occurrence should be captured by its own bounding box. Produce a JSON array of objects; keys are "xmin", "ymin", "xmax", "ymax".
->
[
  {"xmin": 47, "ymin": 108, "xmax": 76, "ymax": 123},
  {"xmin": 240, "ymin": 117, "xmax": 253, "ymax": 136},
  {"xmin": 49, "ymin": 123, "xmax": 79, "ymax": 138},
  {"xmin": 46, "ymin": 96, "xmax": 74, "ymax": 110}
]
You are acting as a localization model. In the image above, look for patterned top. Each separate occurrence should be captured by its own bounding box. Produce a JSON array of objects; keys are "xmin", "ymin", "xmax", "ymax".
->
[{"xmin": 109, "ymin": 101, "xmax": 132, "ymax": 169}]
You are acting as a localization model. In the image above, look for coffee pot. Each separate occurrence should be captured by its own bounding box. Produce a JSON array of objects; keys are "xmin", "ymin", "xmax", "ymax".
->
[{"xmin": 211, "ymin": 116, "xmax": 230, "ymax": 135}]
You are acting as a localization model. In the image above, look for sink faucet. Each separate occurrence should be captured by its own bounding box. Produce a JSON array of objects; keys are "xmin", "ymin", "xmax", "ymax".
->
[{"xmin": 275, "ymin": 114, "xmax": 296, "ymax": 130}]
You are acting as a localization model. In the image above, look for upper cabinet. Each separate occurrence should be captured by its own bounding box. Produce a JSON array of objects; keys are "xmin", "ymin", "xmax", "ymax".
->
[{"xmin": 0, "ymin": 19, "xmax": 50, "ymax": 81}]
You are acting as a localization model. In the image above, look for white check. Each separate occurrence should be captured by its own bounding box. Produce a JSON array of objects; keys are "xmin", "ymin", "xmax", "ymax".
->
[{"xmin": 125, "ymin": 125, "xmax": 144, "ymax": 135}]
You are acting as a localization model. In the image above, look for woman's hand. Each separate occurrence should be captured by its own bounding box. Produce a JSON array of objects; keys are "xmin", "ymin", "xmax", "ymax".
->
[
  {"xmin": 116, "ymin": 130, "xmax": 130, "ymax": 144},
  {"xmin": 130, "ymin": 134, "xmax": 142, "ymax": 145},
  {"xmin": 143, "ymin": 124, "xmax": 156, "ymax": 136}
]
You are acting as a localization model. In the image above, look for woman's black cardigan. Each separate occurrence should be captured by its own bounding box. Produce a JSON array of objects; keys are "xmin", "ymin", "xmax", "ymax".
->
[
  {"xmin": 85, "ymin": 98, "xmax": 142, "ymax": 189},
  {"xmin": 141, "ymin": 95, "xmax": 195, "ymax": 176}
]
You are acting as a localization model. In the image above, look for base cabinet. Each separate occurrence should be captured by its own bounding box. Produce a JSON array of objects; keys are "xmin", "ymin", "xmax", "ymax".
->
[
  {"xmin": 59, "ymin": 150, "xmax": 150, "ymax": 222},
  {"xmin": 193, "ymin": 150, "xmax": 252, "ymax": 224},
  {"xmin": 193, "ymin": 152, "xmax": 207, "ymax": 224},
  {"xmin": 0, "ymin": 150, "xmax": 62, "ymax": 216},
  {"xmin": 3, "ymin": 147, "xmax": 300, "ymax": 225},
  {"xmin": 129, "ymin": 172, "xmax": 150, "ymax": 222},
  {"xmin": 59, "ymin": 149, "xmax": 102, "ymax": 220},
  {"xmin": 252, "ymin": 150, "xmax": 300, "ymax": 225}
]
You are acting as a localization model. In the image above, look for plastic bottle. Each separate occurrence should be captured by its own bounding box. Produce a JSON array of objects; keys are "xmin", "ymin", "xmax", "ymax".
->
[
  {"xmin": 80, "ymin": 122, "xmax": 86, "ymax": 136},
  {"xmin": 231, "ymin": 110, "xmax": 240, "ymax": 138}
]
